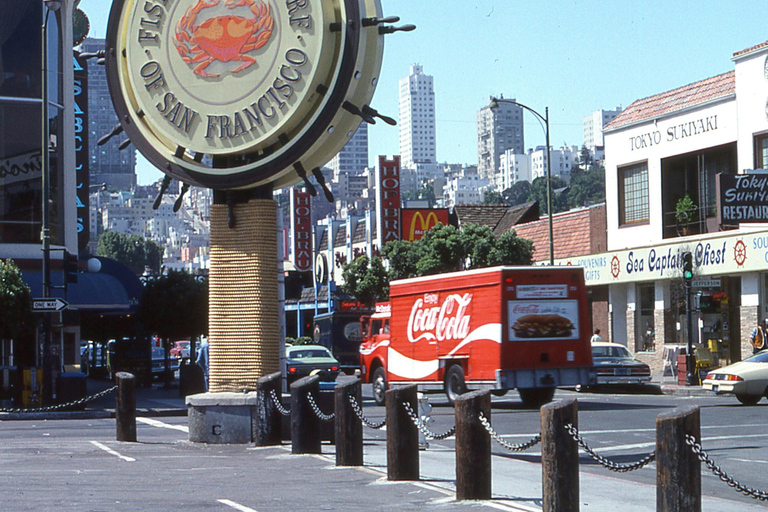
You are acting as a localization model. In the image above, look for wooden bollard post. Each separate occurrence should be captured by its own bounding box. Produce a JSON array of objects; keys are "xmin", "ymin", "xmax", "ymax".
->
[
  {"xmin": 385, "ymin": 384, "xmax": 419, "ymax": 481},
  {"xmin": 254, "ymin": 371, "xmax": 282, "ymax": 446},
  {"xmin": 115, "ymin": 372, "xmax": 136, "ymax": 442},
  {"xmin": 656, "ymin": 405, "xmax": 701, "ymax": 512},
  {"xmin": 541, "ymin": 398, "xmax": 578, "ymax": 512},
  {"xmin": 455, "ymin": 389, "xmax": 492, "ymax": 500},
  {"xmin": 290, "ymin": 375, "xmax": 321, "ymax": 454},
  {"xmin": 335, "ymin": 378, "xmax": 363, "ymax": 466}
]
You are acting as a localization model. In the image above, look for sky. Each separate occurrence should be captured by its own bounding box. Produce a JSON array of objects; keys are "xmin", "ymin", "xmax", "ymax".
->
[{"xmin": 76, "ymin": 0, "xmax": 768, "ymax": 186}]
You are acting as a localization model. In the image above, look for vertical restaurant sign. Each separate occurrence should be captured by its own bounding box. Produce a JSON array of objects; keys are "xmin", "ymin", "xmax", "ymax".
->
[
  {"xmin": 376, "ymin": 156, "xmax": 401, "ymax": 248},
  {"xmin": 73, "ymin": 52, "xmax": 90, "ymax": 254},
  {"xmin": 291, "ymin": 188, "xmax": 311, "ymax": 271},
  {"xmin": 401, "ymin": 208, "xmax": 448, "ymax": 241}
]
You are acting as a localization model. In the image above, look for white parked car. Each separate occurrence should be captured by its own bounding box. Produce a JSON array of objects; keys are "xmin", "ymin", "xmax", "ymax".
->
[{"xmin": 702, "ymin": 350, "xmax": 768, "ymax": 405}]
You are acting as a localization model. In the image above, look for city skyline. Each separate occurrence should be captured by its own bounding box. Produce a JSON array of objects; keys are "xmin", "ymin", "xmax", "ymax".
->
[{"xmin": 77, "ymin": 0, "xmax": 768, "ymax": 185}]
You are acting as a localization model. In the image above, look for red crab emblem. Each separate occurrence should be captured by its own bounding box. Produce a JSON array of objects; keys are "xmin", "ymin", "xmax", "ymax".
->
[{"xmin": 174, "ymin": 0, "xmax": 275, "ymax": 78}]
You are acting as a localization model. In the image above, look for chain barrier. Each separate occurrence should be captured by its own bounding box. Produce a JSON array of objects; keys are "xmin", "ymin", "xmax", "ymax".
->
[
  {"xmin": 685, "ymin": 434, "xmax": 768, "ymax": 501},
  {"xmin": 347, "ymin": 394, "xmax": 385, "ymax": 429},
  {"xmin": 402, "ymin": 401, "xmax": 455, "ymax": 440},
  {"xmin": 306, "ymin": 392, "xmax": 335, "ymax": 421},
  {"xmin": 0, "ymin": 385, "xmax": 118, "ymax": 414},
  {"xmin": 564, "ymin": 423, "xmax": 655, "ymax": 473},
  {"xmin": 477, "ymin": 411, "xmax": 541, "ymax": 452},
  {"xmin": 269, "ymin": 389, "xmax": 291, "ymax": 416}
]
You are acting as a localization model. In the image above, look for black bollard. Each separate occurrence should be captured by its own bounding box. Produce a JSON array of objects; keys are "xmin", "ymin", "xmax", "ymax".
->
[
  {"xmin": 541, "ymin": 398, "xmax": 578, "ymax": 512},
  {"xmin": 335, "ymin": 378, "xmax": 363, "ymax": 466},
  {"xmin": 385, "ymin": 384, "xmax": 419, "ymax": 481},
  {"xmin": 455, "ymin": 389, "xmax": 492, "ymax": 500},
  {"xmin": 656, "ymin": 405, "xmax": 701, "ymax": 512},
  {"xmin": 115, "ymin": 372, "xmax": 136, "ymax": 442},
  {"xmin": 290, "ymin": 375, "xmax": 321, "ymax": 454},
  {"xmin": 254, "ymin": 372, "xmax": 282, "ymax": 446}
]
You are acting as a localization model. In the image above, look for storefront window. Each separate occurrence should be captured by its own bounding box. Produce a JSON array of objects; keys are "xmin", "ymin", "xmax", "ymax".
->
[
  {"xmin": 618, "ymin": 162, "xmax": 649, "ymax": 226},
  {"xmin": 637, "ymin": 283, "xmax": 655, "ymax": 352},
  {"xmin": 0, "ymin": 1, "xmax": 63, "ymax": 245},
  {"xmin": 755, "ymin": 133, "xmax": 768, "ymax": 169}
]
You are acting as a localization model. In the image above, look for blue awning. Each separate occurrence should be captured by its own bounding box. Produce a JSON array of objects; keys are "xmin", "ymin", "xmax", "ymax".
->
[{"xmin": 23, "ymin": 271, "xmax": 133, "ymax": 311}]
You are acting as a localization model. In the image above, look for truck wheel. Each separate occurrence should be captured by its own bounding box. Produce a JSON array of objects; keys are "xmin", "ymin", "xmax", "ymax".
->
[
  {"xmin": 518, "ymin": 388, "xmax": 555, "ymax": 409},
  {"xmin": 444, "ymin": 365, "xmax": 467, "ymax": 404},
  {"xmin": 372, "ymin": 367, "xmax": 387, "ymax": 406},
  {"xmin": 491, "ymin": 389, "xmax": 508, "ymax": 397}
]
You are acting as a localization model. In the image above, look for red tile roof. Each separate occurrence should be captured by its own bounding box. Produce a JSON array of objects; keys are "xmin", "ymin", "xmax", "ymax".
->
[
  {"xmin": 513, "ymin": 206, "xmax": 605, "ymax": 263},
  {"xmin": 733, "ymin": 40, "xmax": 768, "ymax": 59},
  {"xmin": 605, "ymin": 71, "xmax": 734, "ymax": 130}
]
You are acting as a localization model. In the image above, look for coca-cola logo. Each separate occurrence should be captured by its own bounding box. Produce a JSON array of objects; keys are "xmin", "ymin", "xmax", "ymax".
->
[
  {"xmin": 407, "ymin": 293, "xmax": 472, "ymax": 343},
  {"xmin": 512, "ymin": 304, "xmax": 540, "ymax": 315}
]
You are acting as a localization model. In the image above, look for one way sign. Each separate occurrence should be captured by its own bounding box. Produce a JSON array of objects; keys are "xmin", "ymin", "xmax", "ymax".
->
[{"xmin": 32, "ymin": 298, "xmax": 69, "ymax": 312}]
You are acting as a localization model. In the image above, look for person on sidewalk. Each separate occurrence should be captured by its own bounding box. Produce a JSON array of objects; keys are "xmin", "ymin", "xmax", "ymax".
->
[
  {"xmin": 749, "ymin": 319, "xmax": 768, "ymax": 354},
  {"xmin": 196, "ymin": 337, "xmax": 209, "ymax": 390},
  {"xmin": 590, "ymin": 329, "xmax": 603, "ymax": 343}
]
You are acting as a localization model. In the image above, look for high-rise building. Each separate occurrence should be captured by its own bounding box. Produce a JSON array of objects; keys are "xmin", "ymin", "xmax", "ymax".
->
[
  {"xmin": 82, "ymin": 38, "xmax": 136, "ymax": 191},
  {"xmin": 398, "ymin": 64, "xmax": 436, "ymax": 168},
  {"xmin": 583, "ymin": 107, "xmax": 622, "ymax": 159},
  {"xmin": 328, "ymin": 123, "xmax": 368, "ymax": 180},
  {"xmin": 477, "ymin": 96, "xmax": 524, "ymax": 179}
]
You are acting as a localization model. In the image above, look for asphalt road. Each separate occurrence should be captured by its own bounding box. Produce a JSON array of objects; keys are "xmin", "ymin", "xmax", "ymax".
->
[{"xmin": 3, "ymin": 382, "xmax": 768, "ymax": 510}]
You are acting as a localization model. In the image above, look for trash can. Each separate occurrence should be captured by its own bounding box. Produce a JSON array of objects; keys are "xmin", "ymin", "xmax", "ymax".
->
[{"xmin": 56, "ymin": 372, "xmax": 88, "ymax": 410}]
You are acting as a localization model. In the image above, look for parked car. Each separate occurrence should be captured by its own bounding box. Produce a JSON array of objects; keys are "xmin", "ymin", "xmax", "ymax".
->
[
  {"xmin": 170, "ymin": 340, "xmax": 191, "ymax": 359},
  {"xmin": 702, "ymin": 350, "xmax": 768, "ymax": 405},
  {"xmin": 285, "ymin": 345, "xmax": 340, "ymax": 384},
  {"xmin": 152, "ymin": 346, "xmax": 180, "ymax": 378},
  {"xmin": 578, "ymin": 342, "xmax": 651, "ymax": 390}
]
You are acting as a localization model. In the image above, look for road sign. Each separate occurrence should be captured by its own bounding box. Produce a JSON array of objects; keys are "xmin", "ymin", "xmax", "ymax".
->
[
  {"xmin": 691, "ymin": 278, "xmax": 721, "ymax": 289},
  {"xmin": 32, "ymin": 298, "xmax": 69, "ymax": 312}
]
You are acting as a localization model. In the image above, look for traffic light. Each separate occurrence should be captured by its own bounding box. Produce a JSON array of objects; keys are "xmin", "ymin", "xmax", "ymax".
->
[
  {"xmin": 682, "ymin": 252, "xmax": 693, "ymax": 281},
  {"xmin": 64, "ymin": 251, "xmax": 78, "ymax": 285}
]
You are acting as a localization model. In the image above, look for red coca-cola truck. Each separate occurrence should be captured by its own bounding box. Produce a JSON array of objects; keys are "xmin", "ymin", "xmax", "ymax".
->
[{"xmin": 359, "ymin": 266, "xmax": 595, "ymax": 408}]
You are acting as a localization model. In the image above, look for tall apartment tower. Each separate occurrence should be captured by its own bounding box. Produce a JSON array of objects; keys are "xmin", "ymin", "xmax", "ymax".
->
[
  {"xmin": 328, "ymin": 123, "xmax": 368, "ymax": 179},
  {"xmin": 477, "ymin": 96, "xmax": 524, "ymax": 179},
  {"xmin": 583, "ymin": 107, "xmax": 622, "ymax": 154},
  {"xmin": 398, "ymin": 64, "xmax": 436, "ymax": 168},
  {"xmin": 82, "ymin": 38, "xmax": 136, "ymax": 191}
]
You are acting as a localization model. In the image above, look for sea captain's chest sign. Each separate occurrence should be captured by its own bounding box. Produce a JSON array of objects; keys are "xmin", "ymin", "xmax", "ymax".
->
[{"xmin": 106, "ymin": 0, "xmax": 387, "ymax": 190}]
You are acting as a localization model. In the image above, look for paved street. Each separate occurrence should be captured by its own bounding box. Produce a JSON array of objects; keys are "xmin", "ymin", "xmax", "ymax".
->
[{"xmin": 2, "ymin": 381, "xmax": 768, "ymax": 511}]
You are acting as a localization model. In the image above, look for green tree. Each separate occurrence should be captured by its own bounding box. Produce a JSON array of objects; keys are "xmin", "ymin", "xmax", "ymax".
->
[
  {"xmin": 530, "ymin": 175, "xmax": 569, "ymax": 214},
  {"xmin": 483, "ymin": 190, "xmax": 507, "ymax": 205},
  {"xmin": 505, "ymin": 181, "xmax": 532, "ymax": 206},
  {"xmin": 97, "ymin": 232, "xmax": 164, "ymax": 275},
  {"xmin": 136, "ymin": 270, "xmax": 208, "ymax": 341},
  {"xmin": 567, "ymin": 146, "xmax": 605, "ymax": 209},
  {"xmin": 0, "ymin": 259, "xmax": 33, "ymax": 341},
  {"xmin": 339, "ymin": 254, "xmax": 389, "ymax": 307},
  {"xmin": 402, "ymin": 182, "xmax": 437, "ymax": 207}
]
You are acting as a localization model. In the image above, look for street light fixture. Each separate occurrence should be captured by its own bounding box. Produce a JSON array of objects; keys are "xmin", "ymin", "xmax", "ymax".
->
[
  {"xmin": 488, "ymin": 97, "xmax": 554, "ymax": 265},
  {"xmin": 41, "ymin": 0, "xmax": 61, "ymax": 404}
]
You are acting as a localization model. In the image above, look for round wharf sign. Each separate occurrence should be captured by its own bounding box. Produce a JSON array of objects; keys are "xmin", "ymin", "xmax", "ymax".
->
[{"xmin": 106, "ymin": 0, "xmax": 386, "ymax": 190}]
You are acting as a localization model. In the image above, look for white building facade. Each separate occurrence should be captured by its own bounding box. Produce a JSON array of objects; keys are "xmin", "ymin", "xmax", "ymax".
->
[
  {"xmin": 583, "ymin": 107, "xmax": 623, "ymax": 161},
  {"xmin": 569, "ymin": 40, "xmax": 768, "ymax": 376},
  {"xmin": 477, "ymin": 97, "xmax": 524, "ymax": 179},
  {"xmin": 398, "ymin": 64, "xmax": 436, "ymax": 168}
]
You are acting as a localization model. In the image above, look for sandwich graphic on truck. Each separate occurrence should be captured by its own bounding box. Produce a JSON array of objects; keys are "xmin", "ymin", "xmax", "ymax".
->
[{"xmin": 359, "ymin": 266, "xmax": 595, "ymax": 408}]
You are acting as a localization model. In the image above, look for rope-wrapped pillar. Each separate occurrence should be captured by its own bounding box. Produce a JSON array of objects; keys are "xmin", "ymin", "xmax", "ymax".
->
[{"xmin": 209, "ymin": 197, "xmax": 279, "ymax": 392}]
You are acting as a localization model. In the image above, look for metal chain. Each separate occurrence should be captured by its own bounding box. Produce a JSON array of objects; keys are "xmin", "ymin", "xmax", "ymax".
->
[
  {"xmin": 0, "ymin": 385, "xmax": 118, "ymax": 414},
  {"xmin": 402, "ymin": 401, "xmax": 455, "ymax": 440},
  {"xmin": 564, "ymin": 423, "xmax": 655, "ymax": 473},
  {"xmin": 306, "ymin": 392, "xmax": 335, "ymax": 421},
  {"xmin": 477, "ymin": 411, "xmax": 541, "ymax": 452},
  {"xmin": 686, "ymin": 434, "xmax": 768, "ymax": 501},
  {"xmin": 269, "ymin": 389, "xmax": 291, "ymax": 416},
  {"xmin": 347, "ymin": 394, "xmax": 385, "ymax": 429}
]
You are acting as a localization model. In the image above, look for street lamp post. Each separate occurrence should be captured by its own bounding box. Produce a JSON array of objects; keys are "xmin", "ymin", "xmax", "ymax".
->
[
  {"xmin": 41, "ymin": 0, "xmax": 62, "ymax": 404},
  {"xmin": 488, "ymin": 98, "xmax": 554, "ymax": 265}
]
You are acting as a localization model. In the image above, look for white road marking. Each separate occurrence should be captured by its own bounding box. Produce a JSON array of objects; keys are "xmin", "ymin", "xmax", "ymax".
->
[
  {"xmin": 137, "ymin": 417, "xmax": 189, "ymax": 432},
  {"xmin": 90, "ymin": 440, "xmax": 135, "ymax": 462},
  {"xmin": 218, "ymin": 499, "xmax": 258, "ymax": 512}
]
